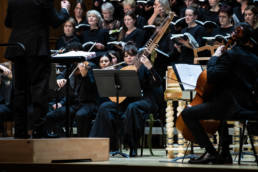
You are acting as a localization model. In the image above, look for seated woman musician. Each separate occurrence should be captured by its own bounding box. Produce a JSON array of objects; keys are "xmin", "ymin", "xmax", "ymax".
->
[
  {"xmin": 180, "ymin": 23, "xmax": 258, "ymax": 164},
  {"xmin": 89, "ymin": 42, "xmax": 163, "ymax": 157},
  {"xmin": 45, "ymin": 56, "xmax": 99, "ymax": 138}
]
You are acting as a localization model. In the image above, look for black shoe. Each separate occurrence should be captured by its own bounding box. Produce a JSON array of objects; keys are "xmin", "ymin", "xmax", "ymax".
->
[
  {"xmin": 32, "ymin": 127, "xmax": 48, "ymax": 138},
  {"xmin": 14, "ymin": 134, "xmax": 31, "ymax": 139},
  {"xmin": 190, "ymin": 151, "xmax": 208, "ymax": 161},
  {"xmin": 218, "ymin": 151, "xmax": 232, "ymax": 164},
  {"xmin": 129, "ymin": 147, "xmax": 137, "ymax": 157},
  {"xmin": 188, "ymin": 153, "xmax": 219, "ymax": 164}
]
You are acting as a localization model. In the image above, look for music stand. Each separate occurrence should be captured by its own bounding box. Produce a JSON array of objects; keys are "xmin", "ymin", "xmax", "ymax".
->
[
  {"xmin": 93, "ymin": 69, "xmax": 141, "ymax": 158},
  {"xmin": 51, "ymin": 56, "xmax": 86, "ymax": 137}
]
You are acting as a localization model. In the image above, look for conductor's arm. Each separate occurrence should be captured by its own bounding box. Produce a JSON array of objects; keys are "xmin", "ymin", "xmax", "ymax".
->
[
  {"xmin": 44, "ymin": 0, "xmax": 70, "ymax": 28},
  {"xmin": 5, "ymin": 1, "xmax": 12, "ymax": 28}
]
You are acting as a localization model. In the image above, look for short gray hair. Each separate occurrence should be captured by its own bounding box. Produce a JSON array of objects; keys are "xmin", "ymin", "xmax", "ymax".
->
[
  {"xmin": 101, "ymin": 2, "xmax": 115, "ymax": 15},
  {"xmin": 86, "ymin": 10, "xmax": 103, "ymax": 28}
]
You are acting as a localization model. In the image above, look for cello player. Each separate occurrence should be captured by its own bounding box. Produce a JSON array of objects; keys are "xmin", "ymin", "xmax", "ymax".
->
[{"xmin": 181, "ymin": 22, "xmax": 258, "ymax": 164}]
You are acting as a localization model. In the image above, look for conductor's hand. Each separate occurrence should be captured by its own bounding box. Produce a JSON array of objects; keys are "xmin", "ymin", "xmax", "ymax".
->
[
  {"xmin": 140, "ymin": 55, "xmax": 153, "ymax": 70},
  {"xmin": 213, "ymin": 45, "xmax": 225, "ymax": 57},
  {"xmin": 61, "ymin": 0, "xmax": 71, "ymax": 12},
  {"xmin": 57, "ymin": 79, "xmax": 67, "ymax": 88},
  {"xmin": 0, "ymin": 65, "xmax": 11, "ymax": 76}
]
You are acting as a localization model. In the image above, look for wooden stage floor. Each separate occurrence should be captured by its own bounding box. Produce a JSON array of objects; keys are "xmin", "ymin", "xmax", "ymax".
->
[{"xmin": 1, "ymin": 148, "xmax": 258, "ymax": 172}]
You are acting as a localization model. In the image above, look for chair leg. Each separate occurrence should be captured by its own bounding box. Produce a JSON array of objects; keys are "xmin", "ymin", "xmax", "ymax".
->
[
  {"xmin": 238, "ymin": 121, "xmax": 246, "ymax": 165},
  {"xmin": 147, "ymin": 114, "xmax": 154, "ymax": 156},
  {"xmin": 141, "ymin": 125, "xmax": 145, "ymax": 156},
  {"xmin": 247, "ymin": 125, "xmax": 258, "ymax": 166}
]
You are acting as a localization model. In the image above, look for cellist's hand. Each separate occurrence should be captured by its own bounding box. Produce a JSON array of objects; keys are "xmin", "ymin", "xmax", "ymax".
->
[
  {"xmin": 140, "ymin": 55, "xmax": 153, "ymax": 70},
  {"xmin": 213, "ymin": 45, "xmax": 225, "ymax": 57}
]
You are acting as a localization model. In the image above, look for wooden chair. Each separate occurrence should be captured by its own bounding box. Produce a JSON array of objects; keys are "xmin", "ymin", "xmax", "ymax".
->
[{"xmin": 193, "ymin": 45, "xmax": 220, "ymax": 64}]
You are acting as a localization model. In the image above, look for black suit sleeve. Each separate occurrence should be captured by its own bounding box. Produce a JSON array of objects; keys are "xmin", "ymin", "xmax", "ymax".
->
[
  {"xmin": 5, "ymin": 1, "xmax": 12, "ymax": 28},
  {"xmin": 207, "ymin": 53, "xmax": 232, "ymax": 84},
  {"xmin": 42, "ymin": 0, "xmax": 69, "ymax": 28}
]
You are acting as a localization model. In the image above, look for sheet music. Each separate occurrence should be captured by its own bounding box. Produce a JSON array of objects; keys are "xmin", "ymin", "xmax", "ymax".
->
[
  {"xmin": 174, "ymin": 64, "xmax": 203, "ymax": 90},
  {"xmin": 52, "ymin": 51, "xmax": 96, "ymax": 60}
]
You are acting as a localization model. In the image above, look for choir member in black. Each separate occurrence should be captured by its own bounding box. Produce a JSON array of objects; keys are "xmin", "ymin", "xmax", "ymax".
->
[
  {"xmin": 73, "ymin": 0, "xmax": 87, "ymax": 26},
  {"xmin": 201, "ymin": 0, "xmax": 221, "ymax": 24},
  {"xmin": 81, "ymin": 10, "xmax": 108, "ymax": 53},
  {"xmin": 244, "ymin": 5, "xmax": 258, "ymax": 55},
  {"xmin": 89, "ymin": 42, "xmax": 162, "ymax": 157},
  {"xmin": 122, "ymin": 0, "xmax": 147, "ymax": 29},
  {"xmin": 56, "ymin": 18, "xmax": 80, "ymax": 50},
  {"xmin": 208, "ymin": 5, "xmax": 234, "ymax": 45},
  {"xmin": 148, "ymin": 0, "xmax": 171, "ymax": 25},
  {"xmin": 233, "ymin": 0, "xmax": 250, "ymax": 22},
  {"xmin": 147, "ymin": 0, "xmax": 174, "ymax": 84},
  {"xmin": 5, "ymin": 0, "xmax": 70, "ymax": 138},
  {"xmin": 179, "ymin": 0, "xmax": 196, "ymax": 18},
  {"xmin": 174, "ymin": 6, "xmax": 205, "ymax": 64},
  {"xmin": 181, "ymin": 23, "xmax": 258, "ymax": 164},
  {"xmin": 0, "ymin": 64, "xmax": 12, "ymax": 136},
  {"xmin": 197, "ymin": 0, "xmax": 210, "ymax": 10},
  {"xmin": 101, "ymin": 2, "xmax": 121, "ymax": 30},
  {"xmin": 101, "ymin": 2, "xmax": 121, "ymax": 42},
  {"xmin": 216, "ymin": 5, "xmax": 234, "ymax": 35},
  {"xmin": 118, "ymin": 11, "xmax": 145, "ymax": 49},
  {"xmin": 169, "ymin": 0, "xmax": 185, "ymax": 17},
  {"xmin": 136, "ymin": 0, "xmax": 154, "ymax": 22}
]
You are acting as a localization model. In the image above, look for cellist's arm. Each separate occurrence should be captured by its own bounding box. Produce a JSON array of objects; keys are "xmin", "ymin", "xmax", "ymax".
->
[{"xmin": 207, "ymin": 49, "xmax": 232, "ymax": 85}]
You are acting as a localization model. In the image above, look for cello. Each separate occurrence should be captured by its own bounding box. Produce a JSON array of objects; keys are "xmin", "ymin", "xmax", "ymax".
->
[{"xmin": 175, "ymin": 26, "xmax": 244, "ymax": 142}]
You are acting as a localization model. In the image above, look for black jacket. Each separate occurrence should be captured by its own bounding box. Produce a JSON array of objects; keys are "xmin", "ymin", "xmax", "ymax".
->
[
  {"xmin": 207, "ymin": 45, "xmax": 258, "ymax": 116},
  {"xmin": 5, "ymin": 0, "xmax": 69, "ymax": 59}
]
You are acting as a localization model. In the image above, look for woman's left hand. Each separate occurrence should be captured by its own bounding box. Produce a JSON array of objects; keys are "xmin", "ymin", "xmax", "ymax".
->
[{"xmin": 140, "ymin": 55, "xmax": 152, "ymax": 70}]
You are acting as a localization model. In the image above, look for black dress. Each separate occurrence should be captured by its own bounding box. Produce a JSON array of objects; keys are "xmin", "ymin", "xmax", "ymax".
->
[
  {"xmin": 178, "ymin": 25, "xmax": 206, "ymax": 64},
  {"xmin": 56, "ymin": 35, "xmax": 80, "ymax": 50},
  {"xmin": 122, "ymin": 28, "xmax": 145, "ymax": 48}
]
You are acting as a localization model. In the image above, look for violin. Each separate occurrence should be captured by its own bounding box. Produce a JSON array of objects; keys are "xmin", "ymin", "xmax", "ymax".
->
[{"xmin": 175, "ymin": 26, "xmax": 244, "ymax": 142}]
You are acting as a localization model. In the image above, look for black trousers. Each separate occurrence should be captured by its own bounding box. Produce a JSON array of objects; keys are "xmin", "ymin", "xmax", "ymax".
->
[
  {"xmin": 0, "ymin": 104, "xmax": 12, "ymax": 134},
  {"xmin": 89, "ymin": 98, "xmax": 157, "ymax": 150},
  {"xmin": 181, "ymin": 101, "xmax": 232, "ymax": 155},
  {"xmin": 12, "ymin": 56, "xmax": 50, "ymax": 137},
  {"xmin": 46, "ymin": 103, "xmax": 97, "ymax": 137}
]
